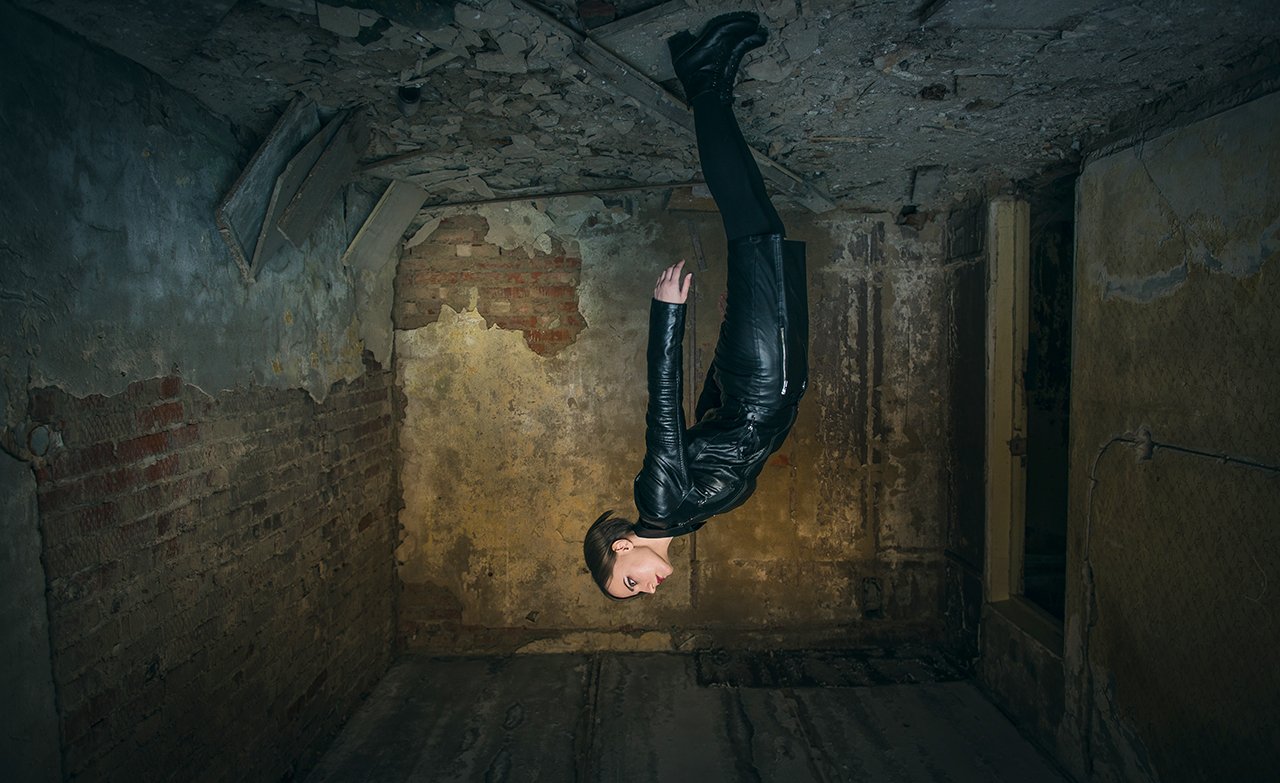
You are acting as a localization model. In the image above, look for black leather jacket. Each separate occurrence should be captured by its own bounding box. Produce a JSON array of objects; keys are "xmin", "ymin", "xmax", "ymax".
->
[{"xmin": 633, "ymin": 235, "xmax": 807, "ymax": 538}]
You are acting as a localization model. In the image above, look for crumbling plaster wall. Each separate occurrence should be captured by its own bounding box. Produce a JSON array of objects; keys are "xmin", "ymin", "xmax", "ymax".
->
[
  {"xmin": 0, "ymin": 4, "xmax": 379, "ymax": 425},
  {"xmin": 1043, "ymin": 90, "xmax": 1278, "ymax": 781},
  {"xmin": 395, "ymin": 195, "xmax": 954, "ymax": 650},
  {"xmin": 0, "ymin": 6, "xmax": 397, "ymax": 780}
]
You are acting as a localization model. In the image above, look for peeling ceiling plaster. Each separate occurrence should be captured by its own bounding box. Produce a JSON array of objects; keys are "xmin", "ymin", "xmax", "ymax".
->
[{"xmin": 20, "ymin": 0, "xmax": 1280, "ymax": 212}]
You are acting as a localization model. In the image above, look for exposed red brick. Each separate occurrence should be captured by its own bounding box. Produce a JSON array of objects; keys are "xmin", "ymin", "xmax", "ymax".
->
[
  {"xmin": 136, "ymin": 402, "xmax": 184, "ymax": 432},
  {"xmin": 166, "ymin": 423, "xmax": 200, "ymax": 449},
  {"xmin": 118, "ymin": 433, "xmax": 167, "ymax": 463},
  {"xmin": 40, "ymin": 467, "xmax": 141, "ymax": 514},
  {"xmin": 159, "ymin": 376, "xmax": 183, "ymax": 399},
  {"xmin": 44, "ymin": 441, "xmax": 117, "ymax": 483},
  {"xmin": 76, "ymin": 502, "xmax": 121, "ymax": 535},
  {"xmin": 142, "ymin": 454, "xmax": 180, "ymax": 483},
  {"xmin": 395, "ymin": 229, "xmax": 585, "ymax": 355},
  {"xmin": 495, "ymin": 315, "xmax": 539, "ymax": 330},
  {"xmin": 33, "ymin": 368, "xmax": 398, "ymax": 780}
]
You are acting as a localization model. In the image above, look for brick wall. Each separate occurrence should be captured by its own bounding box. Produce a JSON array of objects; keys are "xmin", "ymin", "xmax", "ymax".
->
[
  {"xmin": 29, "ymin": 357, "xmax": 400, "ymax": 781},
  {"xmin": 395, "ymin": 214, "xmax": 586, "ymax": 356}
]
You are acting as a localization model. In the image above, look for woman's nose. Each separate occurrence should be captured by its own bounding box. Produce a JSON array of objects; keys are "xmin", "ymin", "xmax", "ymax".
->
[{"xmin": 642, "ymin": 582, "xmax": 657, "ymax": 594}]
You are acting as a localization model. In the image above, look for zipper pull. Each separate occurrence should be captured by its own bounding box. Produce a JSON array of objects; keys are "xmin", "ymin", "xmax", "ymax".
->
[{"xmin": 779, "ymin": 326, "xmax": 788, "ymax": 396}]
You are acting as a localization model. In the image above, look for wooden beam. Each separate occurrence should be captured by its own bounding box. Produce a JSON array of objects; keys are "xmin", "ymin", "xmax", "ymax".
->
[
  {"xmin": 360, "ymin": 148, "xmax": 443, "ymax": 174},
  {"xmin": 418, "ymin": 180, "xmax": 702, "ymax": 209},
  {"xmin": 569, "ymin": 41, "xmax": 693, "ymax": 131},
  {"xmin": 590, "ymin": 1, "xmax": 685, "ymax": 41},
  {"xmin": 342, "ymin": 180, "xmax": 428, "ymax": 271},
  {"xmin": 985, "ymin": 196, "xmax": 1030, "ymax": 603}
]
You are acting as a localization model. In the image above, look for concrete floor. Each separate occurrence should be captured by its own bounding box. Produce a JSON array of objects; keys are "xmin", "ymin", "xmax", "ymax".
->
[{"xmin": 307, "ymin": 649, "xmax": 1068, "ymax": 782}]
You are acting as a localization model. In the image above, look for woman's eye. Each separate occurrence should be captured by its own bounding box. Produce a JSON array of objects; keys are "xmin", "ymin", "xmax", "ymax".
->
[{"xmin": 625, "ymin": 577, "xmax": 636, "ymax": 590}]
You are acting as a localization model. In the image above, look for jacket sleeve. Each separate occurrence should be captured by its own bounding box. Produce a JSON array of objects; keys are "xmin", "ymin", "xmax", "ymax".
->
[
  {"xmin": 633, "ymin": 299, "xmax": 691, "ymax": 521},
  {"xmin": 693, "ymin": 363, "xmax": 721, "ymax": 423}
]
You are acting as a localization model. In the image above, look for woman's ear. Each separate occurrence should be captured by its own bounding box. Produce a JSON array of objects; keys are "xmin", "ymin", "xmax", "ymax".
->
[{"xmin": 611, "ymin": 538, "xmax": 633, "ymax": 554}]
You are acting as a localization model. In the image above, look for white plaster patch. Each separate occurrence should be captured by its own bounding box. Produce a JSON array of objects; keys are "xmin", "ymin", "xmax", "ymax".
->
[
  {"xmin": 478, "ymin": 202, "xmax": 556, "ymax": 255},
  {"xmin": 544, "ymin": 195, "xmax": 608, "ymax": 235},
  {"xmin": 1083, "ymin": 91, "xmax": 1280, "ymax": 301},
  {"xmin": 1093, "ymin": 261, "xmax": 1189, "ymax": 303},
  {"xmin": 404, "ymin": 216, "xmax": 442, "ymax": 249}
]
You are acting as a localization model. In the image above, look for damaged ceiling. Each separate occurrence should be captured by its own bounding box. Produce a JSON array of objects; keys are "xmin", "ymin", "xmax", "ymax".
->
[{"xmin": 20, "ymin": 0, "xmax": 1280, "ymax": 212}]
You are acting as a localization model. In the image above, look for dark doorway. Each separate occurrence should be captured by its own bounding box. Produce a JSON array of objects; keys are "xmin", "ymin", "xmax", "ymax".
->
[{"xmin": 1023, "ymin": 175, "xmax": 1075, "ymax": 621}]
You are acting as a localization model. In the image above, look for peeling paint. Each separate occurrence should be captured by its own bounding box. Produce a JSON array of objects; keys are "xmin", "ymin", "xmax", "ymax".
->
[
  {"xmin": 1084, "ymin": 91, "xmax": 1280, "ymax": 302},
  {"xmin": 1053, "ymin": 88, "xmax": 1280, "ymax": 782},
  {"xmin": 397, "ymin": 199, "xmax": 953, "ymax": 644},
  {"xmin": 1096, "ymin": 261, "xmax": 1189, "ymax": 302},
  {"xmin": 477, "ymin": 202, "xmax": 557, "ymax": 256},
  {"xmin": 394, "ymin": 212, "xmax": 587, "ymax": 356},
  {"xmin": 0, "ymin": 12, "xmax": 377, "ymax": 409}
]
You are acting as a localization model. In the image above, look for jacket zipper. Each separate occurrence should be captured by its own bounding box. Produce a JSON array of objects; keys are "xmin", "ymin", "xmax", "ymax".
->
[{"xmin": 773, "ymin": 235, "xmax": 789, "ymax": 397}]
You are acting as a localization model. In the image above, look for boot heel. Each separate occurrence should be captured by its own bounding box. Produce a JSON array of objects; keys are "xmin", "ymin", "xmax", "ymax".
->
[{"xmin": 666, "ymin": 30, "xmax": 695, "ymax": 61}]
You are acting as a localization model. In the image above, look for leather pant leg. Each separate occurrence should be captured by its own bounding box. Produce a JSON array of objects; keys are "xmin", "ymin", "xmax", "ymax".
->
[{"xmin": 711, "ymin": 233, "xmax": 809, "ymax": 413}]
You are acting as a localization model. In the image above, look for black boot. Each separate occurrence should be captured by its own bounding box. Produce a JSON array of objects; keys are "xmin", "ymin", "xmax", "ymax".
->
[{"xmin": 667, "ymin": 12, "xmax": 767, "ymax": 105}]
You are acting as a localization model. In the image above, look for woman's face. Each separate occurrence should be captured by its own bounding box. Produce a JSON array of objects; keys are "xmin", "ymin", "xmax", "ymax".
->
[{"xmin": 606, "ymin": 536, "xmax": 673, "ymax": 599}]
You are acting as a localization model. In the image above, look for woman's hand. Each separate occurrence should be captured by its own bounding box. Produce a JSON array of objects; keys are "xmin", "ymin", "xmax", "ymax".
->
[{"xmin": 654, "ymin": 260, "xmax": 692, "ymax": 304}]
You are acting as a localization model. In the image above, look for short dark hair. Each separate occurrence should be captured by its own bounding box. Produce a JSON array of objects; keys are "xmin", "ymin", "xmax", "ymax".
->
[{"xmin": 583, "ymin": 510, "xmax": 637, "ymax": 600}]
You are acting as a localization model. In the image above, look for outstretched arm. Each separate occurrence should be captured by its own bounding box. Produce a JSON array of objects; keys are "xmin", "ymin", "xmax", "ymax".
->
[{"xmin": 634, "ymin": 262, "xmax": 693, "ymax": 520}]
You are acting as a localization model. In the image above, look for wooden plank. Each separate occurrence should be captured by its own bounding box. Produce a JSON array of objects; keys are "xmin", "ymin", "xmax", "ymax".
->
[
  {"xmin": 215, "ymin": 97, "xmax": 320, "ymax": 280},
  {"xmin": 590, "ymin": 0, "xmax": 685, "ymax": 41},
  {"xmin": 249, "ymin": 111, "xmax": 346, "ymax": 278},
  {"xmin": 985, "ymin": 197, "xmax": 1030, "ymax": 603},
  {"xmin": 420, "ymin": 180, "xmax": 700, "ymax": 208},
  {"xmin": 665, "ymin": 185, "xmax": 718, "ymax": 212},
  {"xmin": 341, "ymin": 180, "xmax": 428, "ymax": 272},
  {"xmin": 278, "ymin": 110, "xmax": 371, "ymax": 250},
  {"xmin": 360, "ymin": 148, "xmax": 443, "ymax": 174},
  {"xmin": 571, "ymin": 42, "xmax": 693, "ymax": 131},
  {"xmin": 750, "ymin": 147, "xmax": 837, "ymax": 213}
]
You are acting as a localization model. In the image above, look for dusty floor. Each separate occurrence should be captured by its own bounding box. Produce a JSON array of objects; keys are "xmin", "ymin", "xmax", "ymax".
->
[
  {"xmin": 306, "ymin": 649, "xmax": 1067, "ymax": 782},
  {"xmin": 20, "ymin": 1, "xmax": 1280, "ymax": 211}
]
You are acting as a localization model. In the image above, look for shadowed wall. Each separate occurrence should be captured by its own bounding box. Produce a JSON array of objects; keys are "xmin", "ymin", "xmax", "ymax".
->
[
  {"xmin": 393, "ymin": 197, "xmax": 955, "ymax": 650},
  {"xmin": 1065, "ymin": 89, "xmax": 1280, "ymax": 782},
  {"xmin": 980, "ymin": 88, "xmax": 1280, "ymax": 783},
  {"xmin": 0, "ymin": 8, "xmax": 400, "ymax": 781}
]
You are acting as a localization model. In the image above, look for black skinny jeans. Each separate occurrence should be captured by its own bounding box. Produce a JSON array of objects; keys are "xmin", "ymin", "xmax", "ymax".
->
[{"xmin": 692, "ymin": 94, "xmax": 785, "ymax": 241}]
